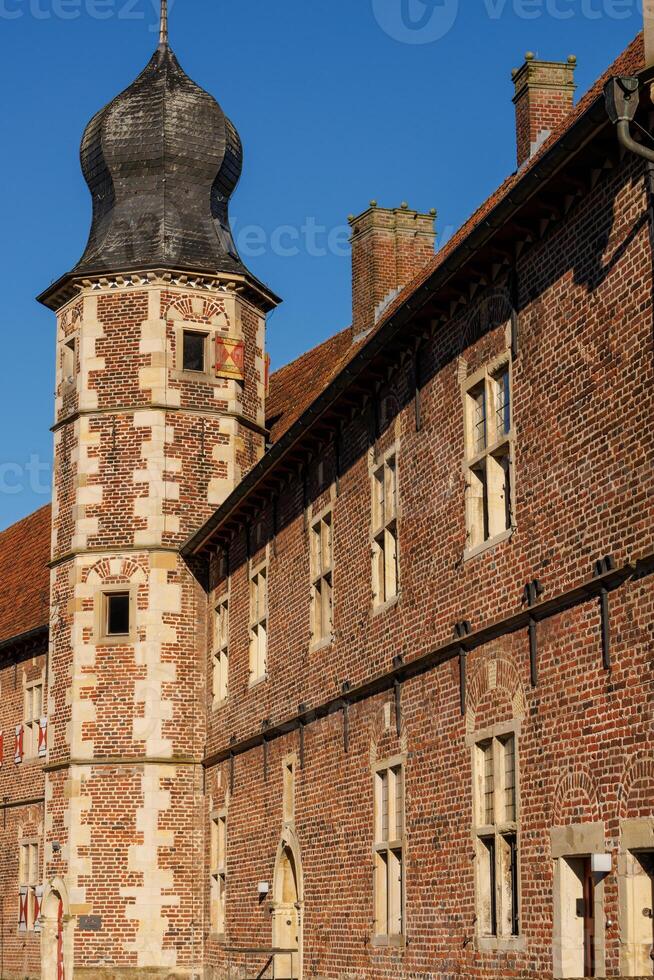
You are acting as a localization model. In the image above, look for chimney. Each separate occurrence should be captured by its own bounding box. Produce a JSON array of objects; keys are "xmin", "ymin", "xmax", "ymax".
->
[
  {"xmin": 512, "ymin": 53, "xmax": 577, "ymax": 168},
  {"xmin": 348, "ymin": 202, "xmax": 436, "ymax": 340}
]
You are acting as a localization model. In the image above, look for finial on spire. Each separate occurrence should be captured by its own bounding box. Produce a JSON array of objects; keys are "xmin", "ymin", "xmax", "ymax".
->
[{"xmin": 159, "ymin": 0, "xmax": 168, "ymax": 48}]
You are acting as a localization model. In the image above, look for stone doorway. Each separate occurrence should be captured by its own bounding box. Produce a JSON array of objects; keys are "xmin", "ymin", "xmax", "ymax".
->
[
  {"xmin": 272, "ymin": 832, "xmax": 303, "ymax": 980},
  {"xmin": 41, "ymin": 879, "xmax": 71, "ymax": 979}
]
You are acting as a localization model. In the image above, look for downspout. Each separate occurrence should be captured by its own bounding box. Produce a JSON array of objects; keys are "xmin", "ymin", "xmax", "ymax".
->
[{"xmin": 604, "ymin": 4, "xmax": 654, "ymax": 161}]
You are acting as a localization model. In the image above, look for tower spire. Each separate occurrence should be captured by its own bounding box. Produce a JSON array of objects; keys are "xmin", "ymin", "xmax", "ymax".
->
[{"xmin": 159, "ymin": 0, "xmax": 168, "ymax": 48}]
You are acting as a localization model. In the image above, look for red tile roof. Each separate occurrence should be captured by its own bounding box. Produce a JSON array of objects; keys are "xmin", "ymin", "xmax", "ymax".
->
[
  {"xmin": 265, "ymin": 33, "xmax": 644, "ymax": 446},
  {"xmin": 267, "ymin": 326, "xmax": 363, "ymax": 443},
  {"xmin": 0, "ymin": 504, "xmax": 51, "ymax": 647}
]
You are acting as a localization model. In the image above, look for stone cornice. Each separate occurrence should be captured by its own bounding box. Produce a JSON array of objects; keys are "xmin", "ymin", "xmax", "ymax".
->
[{"xmin": 38, "ymin": 266, "xmax": 281, "ymax": 315}]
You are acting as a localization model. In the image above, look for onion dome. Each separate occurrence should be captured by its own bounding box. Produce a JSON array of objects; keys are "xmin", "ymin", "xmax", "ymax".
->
[{"xmin": 71, "ymin": 2, "xmax": 247, "ymax": 278}]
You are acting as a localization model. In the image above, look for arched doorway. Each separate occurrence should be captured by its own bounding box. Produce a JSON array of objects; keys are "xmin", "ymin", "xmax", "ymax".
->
[
  {"xmin": 41, "ymin": 879, "xmax": 71, "ymax": 979},
  {"xmin": 272, "ymin": 831, "xmax": 303, "ymax": 980}
]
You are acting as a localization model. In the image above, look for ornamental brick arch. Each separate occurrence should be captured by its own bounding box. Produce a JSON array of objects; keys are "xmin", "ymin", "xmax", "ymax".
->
[
  {"xmin": 618, "ymin": 752, "xmax": 654, "ymax": 819},
  {"xmin": 465, "ymin": 653, "xmax": 527, "ymax": 734},
  {"xmin": 164, "ymin": 294, "xmax": 228, "ymax": 326},
  {"xmin": 369, "ymin": 698, "xmax": 408, "ymax": 769},
  {"xmin": 84, "ymin": 556, "xmax": 147, "ymax": 586},
  {"xmin": 552, "ymin": 766, "xmax": 601, "ymax": 826}
]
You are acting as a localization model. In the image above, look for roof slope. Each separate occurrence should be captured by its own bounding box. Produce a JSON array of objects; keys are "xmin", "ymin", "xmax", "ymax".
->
[
  {"xmin": 267, "ymin": 326, "xmax": 361, "ymax": 443},
  {"xmin": 0, "ymin": 505, "xmax": 51, "ymax": 647},
  {"xmin": 264, "ymin": 33, "xmax": 644, "ymax": 447}
]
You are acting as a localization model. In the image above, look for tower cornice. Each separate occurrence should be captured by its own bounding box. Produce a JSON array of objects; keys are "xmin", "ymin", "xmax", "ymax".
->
[{"xmin": 37, "ymin": 266, "xmax": 281, "ymax": 314}]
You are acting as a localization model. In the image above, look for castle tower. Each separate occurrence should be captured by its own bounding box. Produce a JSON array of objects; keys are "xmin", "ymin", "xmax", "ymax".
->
[{"xmin": 37, "ymin": 5, "xmax": 278, "ymax": 974}]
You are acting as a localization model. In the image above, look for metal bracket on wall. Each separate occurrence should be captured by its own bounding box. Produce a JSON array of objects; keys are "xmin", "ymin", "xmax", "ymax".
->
[
  {"xmin": 454, "ymin": 621, "xmax": 472, "ymax": 715},
  {"xmin": 334, "ymin": 425, "xmax": 342, "ymax": 497},
  {"xmin": 413, "ymin": 341, "xmax": 423, "ymax": 432},
  {"xmin": 341, "ymin": 681, "xmax": 351, "ymax": 753},
  {"xmin": 523, "ymin": 579, "xmax": 544, "ymax": 687},
  {"xmin": 271, "ymin": 494, "xmax": 279, "ymax": 557},
  {"xmin": 298, "ymin": 704, "xmax": 307, "ymax": 769},
  {"xmin": 393, "ymin": 655, "xmax": 405, "ymax": 737},
  {"xmin": 593, "ymin": 555, "xmax": 615, "ymax": 670},
  {"xmin": 229, "ymin": 738, "xmax": 236, "ymax": 794},
  {"xmin": 262, "ymin": 719, "xmax": 271, "ymax": 781}
]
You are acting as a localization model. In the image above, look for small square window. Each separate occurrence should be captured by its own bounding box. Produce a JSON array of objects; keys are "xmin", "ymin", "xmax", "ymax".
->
[
  {"xmin": 105, "ymin": 592, "xmax": 130, "ymax": 637},
  {"xmin": 183, "ymin": 331, "xmax": 206, "ymax": 372}
]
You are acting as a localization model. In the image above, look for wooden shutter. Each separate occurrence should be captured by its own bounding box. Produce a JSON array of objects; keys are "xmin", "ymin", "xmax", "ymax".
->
[
  {"xmin": 18, "ymin": 887, "xmax": 28, "ymax": 931},
  {"xmin": 38, "ymin": 717, "xmax": 47, "ymax": 758},
  {"xmin": 215, "ymin": 336, "xmax": 245, "ymax": 380},
  {"xmin": 33, "ymin": 886, "xmax": 44, "ymax": 933},
  {"xmin": 14, "ymin": 724, "xmax": 23, "ymax": 764}
]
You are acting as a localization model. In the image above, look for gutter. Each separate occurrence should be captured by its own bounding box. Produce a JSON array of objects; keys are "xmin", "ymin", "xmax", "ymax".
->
[{"xmin": 182, "ymin": 86, "xmax": 611, "ymax": 558}]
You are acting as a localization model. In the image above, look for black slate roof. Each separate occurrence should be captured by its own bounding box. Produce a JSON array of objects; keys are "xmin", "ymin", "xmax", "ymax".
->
[{"xmin": 72, "ymin": 42, "xmax": 247, "ymax": 277}]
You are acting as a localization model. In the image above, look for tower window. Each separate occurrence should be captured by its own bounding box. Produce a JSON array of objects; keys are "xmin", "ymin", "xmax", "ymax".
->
[
  {"xmin": 105, "ymin": 592, "xmax": 130, "ymax": 637},
  {"xmin": 183, "ymin": 330, "xmax": 206, "ymax": 372}
]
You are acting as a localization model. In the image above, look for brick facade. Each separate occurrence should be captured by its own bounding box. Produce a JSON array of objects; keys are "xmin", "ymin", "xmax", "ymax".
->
[{"xmin": 0, "ymin": 25, "xmax": 652, "ymax": 980}]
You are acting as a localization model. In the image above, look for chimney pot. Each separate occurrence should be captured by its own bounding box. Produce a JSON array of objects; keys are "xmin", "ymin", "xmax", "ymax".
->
[{"xmin": 512, "ymin": 53, "xmax": 577, "ymax": 168}]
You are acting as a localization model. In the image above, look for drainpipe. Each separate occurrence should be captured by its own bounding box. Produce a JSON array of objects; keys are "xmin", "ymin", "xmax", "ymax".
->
[
  {"xmin": 604, "ymin": 4, "xmax": 654, "ymax": 162},
  {"xmin": 604, "ymin": 76, "xmax": 654, "ymax": 162}
]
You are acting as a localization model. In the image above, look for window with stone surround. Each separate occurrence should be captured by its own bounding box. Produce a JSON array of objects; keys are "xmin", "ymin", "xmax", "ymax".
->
[
  {"xmin": 213, "ymin": 597, "xmax": 229, "ymax": 705},
  {"xmin": 472, "ymin": 730, "xmax": 520, "ymax": 942},
  {"xmin": 182, "ymin": 329, "xmax": 207, "ymax": 373},
  {"xmin": 463, "ymin": 355, "xmax": 514, "ymax": 556},
  {"xmin": 310, "ymin": 509, "xmax": 333, "ymax": 646},
  {"xmin": 18, "ymin": 841, "xmax": 39, "ymax": 931},
  {"xmin": 62, "ymin": 336, "xmax": 76, "ymax": 386},
  {"xmin": 373, "ymin": 759, "xmax": 405, "ymax": 943},
  {"xmin": 371, "ymin": 452, "xmax": 399, "ymax": 607},
  {"xmin": 249, "ymin": 562, "xmax": 268, "ymax": 684},
  {"xmin": 210, "ymin": 811, "xmax": 227, "ymax": 936},
  {"xmin": 23, "ymin": 682, "xmax": 43, "ymax": 759}
]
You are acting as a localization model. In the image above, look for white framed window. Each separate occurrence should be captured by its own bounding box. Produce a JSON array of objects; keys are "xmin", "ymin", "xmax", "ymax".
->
[
  {"xmin": 23, "ymin": 683, "xmax": 43, "ymax": 759},
  {"xmin": 213, "ymin": 597, "xmax": 229, "ymax": 704},
  {"xmin": 472, "ymin": 731, "xmax": 520, "ymax": 941},
  {"xmin": 310, "ymin": 509, "xmax": 333, "ymax": 646},
  {"xmin": 463, "ymin": 355, "xmax": 514, "ymax": 555},
  {"xmin": 373, "ymin": 760, "xmax": 405, "ymax": 943},
  {"xmin": 372, "ymin": 452, "xmax": 399, "ymax": 607},
  {"xmin": 18, "ymin": 841, "xmax": 39, "ymax": 931},
  {"xmin": 210, "ymin": 811, "xmax": 227, "ymax": 936},
  {"xmin": 249, "ymin": 562, "xmax": 268, "ymax": 684}
]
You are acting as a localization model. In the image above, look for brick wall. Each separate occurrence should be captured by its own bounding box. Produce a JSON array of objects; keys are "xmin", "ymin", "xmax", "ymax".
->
[
  {"xmin": 202, "ymin": 143, "xmax": 654, "ymax": 978},
  {"xmin": 0, "ymin": 645, "xmax": 47, "ymax": 980}
]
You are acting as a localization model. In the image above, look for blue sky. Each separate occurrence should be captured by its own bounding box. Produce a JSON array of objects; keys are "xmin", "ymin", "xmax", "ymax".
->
[{"xmin": 0, "ymin": 0, "xmax": 642, "ymax": 529}]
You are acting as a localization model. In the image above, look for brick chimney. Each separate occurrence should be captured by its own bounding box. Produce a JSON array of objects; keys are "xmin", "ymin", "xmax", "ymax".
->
[
  {"xmin": 512, "ymin": 53, "xmax": 577, "ymax": 168},
  {"xmin": 348, "ymin": 202, "xmax": 436, "ymax": 339}
]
